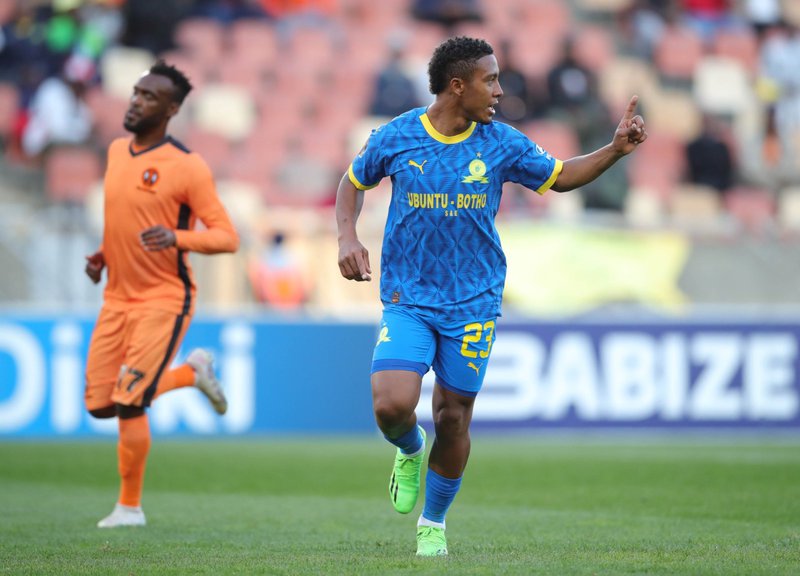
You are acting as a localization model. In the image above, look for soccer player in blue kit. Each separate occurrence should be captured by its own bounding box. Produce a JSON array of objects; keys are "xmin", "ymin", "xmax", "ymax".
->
[{"xmin": 336, "ymin": 36, "xmax": 647, "ymax": 556}]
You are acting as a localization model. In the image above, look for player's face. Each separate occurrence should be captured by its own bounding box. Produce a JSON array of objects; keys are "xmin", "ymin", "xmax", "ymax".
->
[
  {"xmin": 124, "ymin": 73, "xmax": 178, "ymax": 135},
  {"xmin": 463, "ymin": 54, "xmax": 503, "ymax": 124}
]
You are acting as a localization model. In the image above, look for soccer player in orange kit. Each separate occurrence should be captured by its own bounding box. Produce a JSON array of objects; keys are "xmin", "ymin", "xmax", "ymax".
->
[{"xmin": 84, "ymin": 61, "xmax": 240, "ymax": 528}]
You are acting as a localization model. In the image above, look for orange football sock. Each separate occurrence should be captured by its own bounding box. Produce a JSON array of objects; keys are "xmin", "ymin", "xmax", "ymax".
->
[
  {"xmin": 152, "ymin": 365, "xmax": 196, "ymax": 399},
  {"xmin": 117, "ymin": 413, "xmax": 151, "ymax": 508}
]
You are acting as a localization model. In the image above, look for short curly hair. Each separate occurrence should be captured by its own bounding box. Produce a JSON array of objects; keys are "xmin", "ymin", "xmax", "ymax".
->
[
  {"xmin": 149, "ymin": 59, "xmax": 193, "ymax": 104},
  {"xmin": 427, "ymin": 36, "xmax": 494, "ymax": 95}
]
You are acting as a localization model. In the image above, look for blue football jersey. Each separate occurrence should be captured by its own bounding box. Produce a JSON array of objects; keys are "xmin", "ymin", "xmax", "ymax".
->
[{"xmin": 348, "ymin": 107, "xmax": 563, "ymax": 320}]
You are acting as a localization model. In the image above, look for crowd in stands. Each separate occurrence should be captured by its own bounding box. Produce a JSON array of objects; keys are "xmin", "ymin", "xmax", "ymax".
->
[{"xmin": 2, "ymin": 0, "xmax": 800, "ymax": 308}]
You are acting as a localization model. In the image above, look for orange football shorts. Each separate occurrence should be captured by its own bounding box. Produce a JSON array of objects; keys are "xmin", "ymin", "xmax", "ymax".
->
[{"xmin": 84, "ymin": 305, "xmax": 191, "ymax": 411}]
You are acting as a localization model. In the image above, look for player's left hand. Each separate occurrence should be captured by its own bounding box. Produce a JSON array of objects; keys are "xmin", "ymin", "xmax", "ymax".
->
[
  {"xmin": 612, "ymin": 95, "xmax": 647, "ymax": 156},
  {"xmin": 140, "ymin": 225, "xmax": 176, "ymax": 251}
]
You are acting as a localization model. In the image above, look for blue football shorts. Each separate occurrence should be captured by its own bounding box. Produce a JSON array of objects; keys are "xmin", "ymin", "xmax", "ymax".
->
[{"xmin": 371, "ymin": 305, "xmax": 497, "ymax": 398}]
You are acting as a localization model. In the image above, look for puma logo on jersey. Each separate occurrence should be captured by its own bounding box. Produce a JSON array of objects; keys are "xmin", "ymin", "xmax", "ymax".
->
[{"xmin": 408, "ymin": 160, "xmax": 427, "ymax": 174}]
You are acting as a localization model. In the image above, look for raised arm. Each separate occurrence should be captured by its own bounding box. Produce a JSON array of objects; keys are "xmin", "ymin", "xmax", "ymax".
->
[
  {"xmin": 335, "ymin": 172, "xmax": 371, "ymax": 282},
  {"xmin": 551, "ymin": 95, "xmax": 647, "ymax": 192}
]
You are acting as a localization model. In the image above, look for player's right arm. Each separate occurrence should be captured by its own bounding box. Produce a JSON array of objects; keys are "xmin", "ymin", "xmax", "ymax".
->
[
  {"xmin": 173, "ymin": 155, "xmax": 239, "ymax": 255},
  {"xmin": 336, "ymin": 172, "xmax": 371, "ymax": 282}
]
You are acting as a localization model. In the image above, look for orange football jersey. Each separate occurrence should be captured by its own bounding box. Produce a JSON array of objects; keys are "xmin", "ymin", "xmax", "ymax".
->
[{"xmin": 100, "ymin": 136, "xmax": 239, "ymax": 315}]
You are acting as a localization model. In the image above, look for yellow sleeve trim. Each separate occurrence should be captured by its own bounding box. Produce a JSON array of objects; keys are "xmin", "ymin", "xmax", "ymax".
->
[
  {"xmin": 348, "ymin": 164, "xmax": 380, "ymax": 191},
  {"xmin": 536, "ymin": 159, "xmax": 563, "ymax": 195}
]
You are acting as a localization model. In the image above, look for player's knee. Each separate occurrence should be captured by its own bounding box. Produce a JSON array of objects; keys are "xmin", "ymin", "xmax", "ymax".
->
[
  {"xmin": 373, "ymin": 398, "xmax": 413, "ymax": 430},
  {"xmin": 88, "ymin": 405, "xmax": 117, "ymax": 419},
  {"xmin": 433, "ymin": 406, "xmax": 469, "ymax": 437}
]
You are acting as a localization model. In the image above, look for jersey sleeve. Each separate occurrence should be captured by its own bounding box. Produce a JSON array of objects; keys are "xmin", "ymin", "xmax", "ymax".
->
[
  {"xmin": 173, "ymin": 155, "xmax": 240, "ymax": 254},
  {"xmin": 347, "ymin": 125, "xmax": 388, "ymax": 190},
  {"xmin": 506, "ymin": 133, "xmax": 564, "ymax": 195}
]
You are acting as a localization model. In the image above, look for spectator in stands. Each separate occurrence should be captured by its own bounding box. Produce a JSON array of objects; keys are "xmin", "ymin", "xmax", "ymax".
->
[
  {"xmin": 545, "ymin": 35, "xmax": 594, "ymax": 113},
  {"xmin": 545, "ymin": 35, "xmax": 611, "ymax": 145},
  {"xmin": 685, "ymin": 113, "xmax": 735, "ymax": 194},
  {"xmin": 743, "ymin": 0, "xmax": 782, "ymax": 41},
  {"xmin": 493, "ymin": 39, "xmax": 532, "ymax": 126},
  {"xmin": 758, "ymin": 20, "xmax": 800, "ymax": 183},
  {"xmin": 368, "ymin": 34, "xmax": 422, "ymax": 119},
  {"xmin": 191, "ymin": 0, "xmax": 269, "ymax": 24},
  {"xmin": 545, "ymin": 35, "xmax": 627, "ymax": 210},
  {"xmin": 410, "ymin": 0, "xmax": 484, "ymax": 31},
  {"xmin": 0, "ymin": 3, "xmax": 73, "ymax": 87},
  {"xmin": 258, "ymin": 0, "xmax": 340, "ymax": 45},
  {"xmin": 616, "ymin": 0, "xmax": 670, "ymax": 60},
  {"xmin": 21, "ymin": 54, "xmax": 93, "ymax": 159},
  {"xmin": 680, "ymin": 0, "xmax": 744, "ymax": 43},
  {"xmin": 121, "ymin": 0, "xmax": 193, "ymax": 54},
  {"xmin": 248, "ymin": 230, "xmax": 309, "ymax": 309}
]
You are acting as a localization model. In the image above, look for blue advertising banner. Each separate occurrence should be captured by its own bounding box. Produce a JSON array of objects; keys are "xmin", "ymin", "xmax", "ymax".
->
[
  {"xmin": 419, "ymin": 320, "xmax": 800, "ymax": 430},
  {"xmin": 0, "ymin": 314, "xmax": 378, "ymax": 437},
  {"xmin": 1, "ymin": 314, "xmax": 799, "ymax": 437}
]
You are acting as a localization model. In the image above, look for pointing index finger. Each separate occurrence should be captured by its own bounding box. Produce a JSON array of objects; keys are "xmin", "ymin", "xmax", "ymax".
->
[{"xmin": 623, "ymin": 95, "xmax": 639, "ymax": 121}]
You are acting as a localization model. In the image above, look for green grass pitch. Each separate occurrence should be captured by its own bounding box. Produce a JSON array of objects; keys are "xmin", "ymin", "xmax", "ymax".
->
[{"xmin": 1, "ymin": 436, "xmax": 798, "ymax": 575}]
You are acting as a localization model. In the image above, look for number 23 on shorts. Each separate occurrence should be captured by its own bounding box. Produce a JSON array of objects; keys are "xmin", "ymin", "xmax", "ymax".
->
[{"xmin": 460, "ymin": 320, "xmax": 495, "ymax": 360}]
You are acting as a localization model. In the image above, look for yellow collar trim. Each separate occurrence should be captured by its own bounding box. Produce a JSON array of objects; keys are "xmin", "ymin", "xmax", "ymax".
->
[{"xmin": 420, "ymin": 113, "xmax": 476, "ymax": 144}]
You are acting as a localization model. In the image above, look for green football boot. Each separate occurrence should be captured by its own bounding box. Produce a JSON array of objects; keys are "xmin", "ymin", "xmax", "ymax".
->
[
  {"xmin": 389, "ymin": 426, "xmax": 426, "ymax": 514},
  {"xmin": 416, "ymin": 525, "xmax": 448, "ymax": 557}
]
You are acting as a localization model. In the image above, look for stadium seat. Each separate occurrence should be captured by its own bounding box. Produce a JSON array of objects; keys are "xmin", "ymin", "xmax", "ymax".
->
[
  {"xmin": 515, "ymin": 0, "xmax": 574, "ymax": 40},
  {"xmin": 693, "ymin": 57, "xmax": 753, "ymax": 115},
  {"xmin": 573, "ymin": 24, "xmax": 615, "ymax": 73},
  {"xmin": 402, "ymin": 22, "xmax": 448, "ymax": 64},
  {"xmin": 723, "ymin": 186, "xmax": 776, "ymax": 235},
  {"xmin": 645, "ymin": 88, "xmax": 702, "ymax": 141},
  {"xmin": 668, "ymin": 183, "xmax": 723, "ymax": 231},
  {"xmin": 777, "ymin": 186, "xmax": 800, "ymax": 235},
  {"xmin": 598, "ymin": 56, "xmax": 660, "ymax": 113},
  {"xmin": 226, "ymin": 129, "xmax": 287, "ymax": 194},
  {"xmin": 576, "ymin": 0, "xmax": 634, "ymax": 14},
  {"xmin": 546, "ymin": 188, "xmax": 585, "ymax": 221},
  {"xmin": 173, "ymin": 18, "xmax": 225, "ymax": 72},
  {"xmin": 653, "ymin": 25, "xmax": 705, "ymax": 82},
  {"xmin": 626, "ymin": 132, "xmax": 686, "ymax": 199},
  {"xmin": 84, "ymin": 86, "xmax": 128, "ymax": 147},
  {"xmin": 521, "ymin": 119, "xmax": 581, "ymax": 160},
  {"xmin": 217, "ymin": 60, "xmax": 269, "ymax": 98},
  {"xmin": 512, "ymin": 27, "xmax": 563, "ymax": 79},
  {"xmin": 83, "ymin": 179, "xmax": 105, "ymax": 236},
  {"xmin": 0, "ymin": 0, "xmax": 15, "ymax": 24},
  {"xmin": 271, "ymin": 148, "xmax": 338, "ymax": 209},
  {"xmin": 624, "ymin": 186, "xmax": 664, "ymax": 228},
  {"xmin": 711, "ymin": 29, "xmax": 759, "ymax": 75},
  {"xmin": 183, "ymin": 128, "xmax": 233, "ymax": 178},
  {"xmin": 192, "ymin": 249, "xmax": 252, "ymax": 307},
  {"xmin": 191, "ymin": 84, "xmax": 257, "ymax": 141},
  {"xmin": 0, "ymin": 82, "xmax": 20, "ymax": 144},
  {"xmin": 782, "ymin": 0, "xmax": 800, "ymax": 27},
  {"xmin": 227, "ymin": 19, "xmax": 278, "ymax": 72},
  {"xmin": 216, "ymin": 179, "xmax": 265, "ymax": 236},
  {"xmin": 45, "ymin": 146, "xmax": 103, "ymax": 204},
  {"xmin": 100, "ymin": 46, "xmax": 154, "ymax": 100},
  {"xmin": 283, "ymin": 27, "xmax": 338, "ymax": 76}
]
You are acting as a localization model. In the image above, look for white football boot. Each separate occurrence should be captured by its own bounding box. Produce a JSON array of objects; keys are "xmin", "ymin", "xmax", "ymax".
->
[
  {"xmin": 186, "ymin": 348, "xmax": 228, "ymax": 415},
  {"xmin": 97, "ymin": 503, "xmax": 146, "ymax": 528}
]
